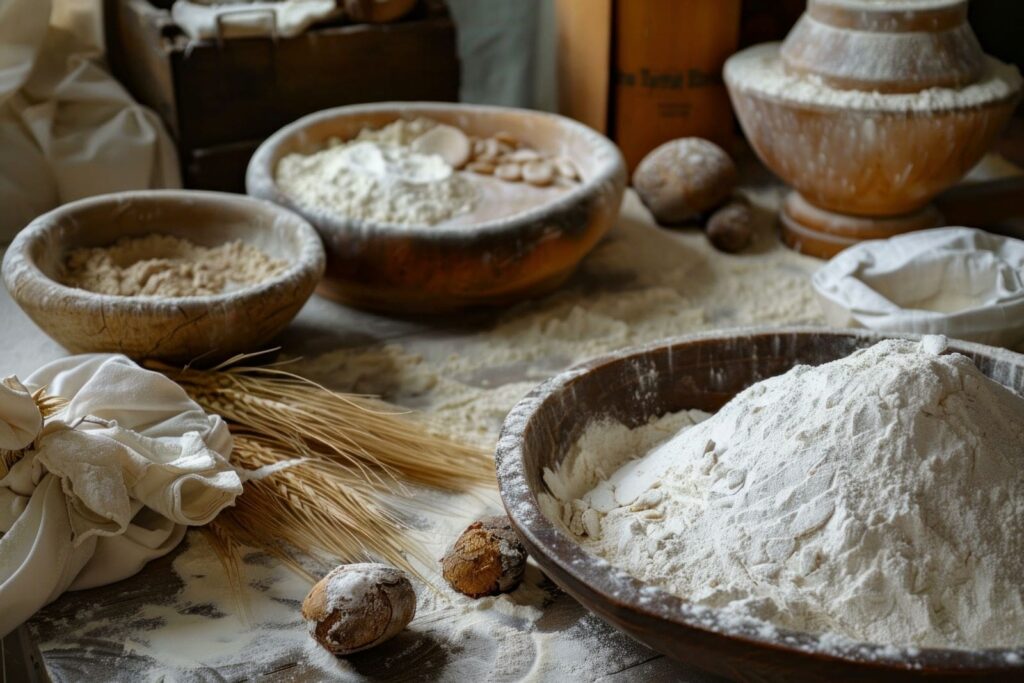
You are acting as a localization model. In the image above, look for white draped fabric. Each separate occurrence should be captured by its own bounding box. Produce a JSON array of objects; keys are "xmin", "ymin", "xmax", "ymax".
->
[
  {"xmin": 0, "ymin": 355, "xmax": 242, "ymax": 638},
  {"xmin": 0, "ymin": 0, "xmax": 180, "ymax": 241}
]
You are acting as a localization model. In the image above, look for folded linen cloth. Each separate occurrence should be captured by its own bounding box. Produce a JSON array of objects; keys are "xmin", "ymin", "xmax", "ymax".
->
[
  {"xmin": 0, "ymin": 377, "xmax": 40, "ymax": 451},
  {"xmin": 171, "ymin": 0, "xmax": 340, "ymax": 40},
  {"xmin": 0, "ymin": 354, "xmax": 242, "ymax": 637}
]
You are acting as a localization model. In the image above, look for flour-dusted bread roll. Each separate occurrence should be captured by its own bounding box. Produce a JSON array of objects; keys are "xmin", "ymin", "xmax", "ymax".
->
[
  {"xmin": 442, "ymin": 516, "xmax": 527, "ymax": 598},
  {"xmin": 302, "ymin": 563, "xmax": 417, "ymax": 656}
]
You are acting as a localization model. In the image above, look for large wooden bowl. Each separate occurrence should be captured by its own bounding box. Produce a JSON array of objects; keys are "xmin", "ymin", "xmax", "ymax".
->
[
  {"xmin": 246, "ymin": 102, "xmax": 626, "ymax": 313},
  {"xmin": 496, "ymin": 327, "xmax": 1024, "ymax": 682},
  {"xmin": 725, "ymin": 44, "xmax": 1021, "ymax": 217},
  {"xmin": 2, "ymin": 190, "xmax": 325, "ymax": 365}
]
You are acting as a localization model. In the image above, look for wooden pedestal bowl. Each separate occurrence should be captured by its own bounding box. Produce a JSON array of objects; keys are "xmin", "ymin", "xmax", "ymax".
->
[
  {"xmin": 725, "ymin": 0, "xmax": 1022, "ymax": 258},
  {"xmin": 246, "ymin": 102, "xmax": 626, "ymax": 314},
  {"xmin": 2, "ymin": 190, "xmax": 325, "ymax": 365},
  {"xmin": 496, "ymin": 327, "xmax": 1024, "ymax": 683}
]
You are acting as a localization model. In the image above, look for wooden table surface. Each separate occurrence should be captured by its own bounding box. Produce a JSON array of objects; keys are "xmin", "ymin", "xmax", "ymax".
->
[
  {"xmin": 3, "ymin": 166, "xmax": 1017, "ymax": 682},
  {"xmin": 0, "ymin": 206, "xmax": 745, "ymax": 682}
]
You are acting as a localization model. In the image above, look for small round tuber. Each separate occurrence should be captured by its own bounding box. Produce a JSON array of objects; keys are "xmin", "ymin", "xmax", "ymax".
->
[
  {"xmin": 302, "ymin": 562, "xmax": 416, "ymax": 656},
  {"xmin": 633, "ymin": 138, "xmax": 737, "ymax": 224},
  {"xmin": 442, "ymin": 515, "xmax": 527, "ymax": 598},
  {"xmin": 706, "ymin": 200, "xmax": 754, "ymax": 253}
]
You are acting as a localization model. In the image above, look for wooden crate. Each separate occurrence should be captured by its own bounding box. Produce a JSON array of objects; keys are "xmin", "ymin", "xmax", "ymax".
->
[{"xmin": 103, "ymin": 0, "xmax": 460, "ymax": 191}]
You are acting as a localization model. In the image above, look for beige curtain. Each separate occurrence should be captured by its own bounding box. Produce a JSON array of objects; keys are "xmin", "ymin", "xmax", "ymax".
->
[{"xmin": 0, "ymin": 0, "xmax": 180, "ymax": 242}]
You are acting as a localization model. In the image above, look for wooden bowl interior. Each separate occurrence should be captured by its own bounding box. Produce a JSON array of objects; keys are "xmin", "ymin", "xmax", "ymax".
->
[
  {"xmin": 257, "ymin": 107, "xmax": 612, "ymax": 192},
  {"xmin": 500, "ymin": 329, "xmax": 1024, "ymax": 681},
  {"xmin": 246, "ymin": 103, "xmax": 626, "ymax": 314},
  {"xmin": 519, "ymin": 331, "xmax": 1024, "ymax": 489},
  {"xmin": 28, "ymin": 195, "xmax": 312, "ymax": 287}
]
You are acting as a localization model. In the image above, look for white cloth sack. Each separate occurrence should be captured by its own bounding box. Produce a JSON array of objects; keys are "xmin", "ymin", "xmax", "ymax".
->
[
  {"xmin": 171, "ymin": 0, "xmax": 340, "ymax": 40},
  {"xmin": 0, "ymin": 0, "xmax": 180, "ymax": 241},
  {"xmin": 812, "ymin": 227, "xmax": 1024, "ymax": 347},
  {"xmin": 0, "ymin": 354, "xmax": 242, "ymax": 638}
]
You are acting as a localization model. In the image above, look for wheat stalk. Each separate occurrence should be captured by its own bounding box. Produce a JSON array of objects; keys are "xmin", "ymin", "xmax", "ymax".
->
[
  {"xmin": 147, "ymin": 354, "xmax": 493, "ymax": 584},
  {"xmin": 7, "ymin": 361, "xmax": 487, "ymax": 586}
]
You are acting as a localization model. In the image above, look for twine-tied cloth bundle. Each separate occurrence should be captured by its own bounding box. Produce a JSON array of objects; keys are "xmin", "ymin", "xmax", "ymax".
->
[{"xmin": 0, "ymin": 354, "xmax": 242, "ymax": 638}]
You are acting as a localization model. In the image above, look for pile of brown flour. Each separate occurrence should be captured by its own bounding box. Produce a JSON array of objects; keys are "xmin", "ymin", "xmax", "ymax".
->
[{"xmin": 62, "ymin": 234, "xmax": 286, "ymax": 297}]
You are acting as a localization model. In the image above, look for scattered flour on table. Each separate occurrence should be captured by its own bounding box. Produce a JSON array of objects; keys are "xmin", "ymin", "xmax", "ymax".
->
[
  {"xmin": 275, "ymin": 118, "xmax": 477, "ymax": 226},
  {"xmin": 34, "ymin": 536, "xmax": 354, "ymax": 681},
  {"xmin": 33, "ymin": 189, "xmax": 820, "ymax": 681},
  {"xmin": 34, "ymin": 489, "xmax": 653, "ymax": 682},
  {"xmin": 296, "ymin": 190, "xmax": 823, "ymax": 447},
  {"xmin": 62, "ymin": 234, "xmax": 286, "ymax": 297},
  {"xmin": 544, "ymin": 337, "xmax": 1024, "ymax": 650}
]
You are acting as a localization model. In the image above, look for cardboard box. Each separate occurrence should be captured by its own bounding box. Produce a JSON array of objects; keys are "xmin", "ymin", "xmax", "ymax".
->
[{"xmin": 556, "ymin": 0, "xmax": 741, "ymax": 172}]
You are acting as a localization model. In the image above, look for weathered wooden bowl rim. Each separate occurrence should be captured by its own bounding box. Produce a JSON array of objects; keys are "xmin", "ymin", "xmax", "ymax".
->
[
  {"xmin": 724, "ymin": 46, "xmax": 1023, "ymax": 116},
  {"xmin": 245, "ymin": 101, "xmax": 626, "ymax": 241},
  {"xmin": 809, "ymin": 0, "xmax": 968, "ymax": 32},
  {"xmin": 2, "ymin": 189, "xmax": 326, "ymax": 315},
  {"xmin": 495, "ymin": 326, "xmax": 1024, "ymax": 674}
]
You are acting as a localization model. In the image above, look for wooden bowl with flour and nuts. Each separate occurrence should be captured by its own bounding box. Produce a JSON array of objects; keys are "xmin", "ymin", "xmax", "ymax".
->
[
  {"xmin": 246, "ymin": 102, "xmax": 626, "ymax": 313},
  {"xmin": 2, "ymin": 190, "xmax": 325, "ymax": 365}
]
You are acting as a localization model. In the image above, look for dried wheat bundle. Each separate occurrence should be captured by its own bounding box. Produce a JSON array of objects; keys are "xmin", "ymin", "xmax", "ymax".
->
[{"xmin": 148, "ymin": 354, "xmax": 493, "ymax": 581}]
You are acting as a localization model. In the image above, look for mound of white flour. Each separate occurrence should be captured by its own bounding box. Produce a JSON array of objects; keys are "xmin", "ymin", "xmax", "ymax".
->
[
  {"xmin": 275, "ymin": 118, "xmax": 477, "ymax": 226},
  {"xmin": 551, "ymin": 337, "xmax": 1024, "ymax": 649}
]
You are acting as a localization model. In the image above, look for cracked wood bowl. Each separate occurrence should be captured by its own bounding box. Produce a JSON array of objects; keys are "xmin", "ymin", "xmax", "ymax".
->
[
  {"xmin": 246, "ymin": 102, "xmax": 626, "ymax": 313},
  {"xmin": 2, "ymin": 190, "xmax": 325, "ymax": 365},
  {"xmin": 496, "ymin": 327, "xmax": 1024, "ymax": 682}
]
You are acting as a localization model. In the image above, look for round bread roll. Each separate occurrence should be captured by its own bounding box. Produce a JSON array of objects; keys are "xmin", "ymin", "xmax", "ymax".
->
[
  {"xmin": 302, "ymin": 562, "xmax": 416, "ymax": 656},
  {"xmin": 442, "ymin": 515, "xmax": 527, "ymax": 598},
  {"xmin": 706, "ymin": 200, "xmax": 753, "ymax": 253}
]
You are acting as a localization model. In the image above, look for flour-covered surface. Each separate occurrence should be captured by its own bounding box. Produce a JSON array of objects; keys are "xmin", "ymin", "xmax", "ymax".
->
[{"xmin": 11, "ymin": 185, "xmax": 825, "ymax": 682}]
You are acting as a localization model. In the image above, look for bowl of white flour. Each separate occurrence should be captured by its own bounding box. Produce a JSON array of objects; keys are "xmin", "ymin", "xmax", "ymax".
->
[
  {"xmin": 246, "ymin": 102, "xmax": 626, "ymax": 313},
  {"xmin": 496, "ymin": 327, "xmax": 1024, "ymax": 682}
]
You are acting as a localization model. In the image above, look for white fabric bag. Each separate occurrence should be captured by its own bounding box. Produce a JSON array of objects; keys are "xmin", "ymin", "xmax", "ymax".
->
[
  {"xmin": 0, "ymin": 0, "xmax": 180, "ymax": 241},
  {"xmin": 812, "ymin": 227, "xmax": 1024, "ymax": 347},
  {"xmin": 0, "ymin": 354, "xmax": 242, "ymax": 638},
  {"xmin": 171, "ymin": 0, "xmax": 340, "ymax": 40}
]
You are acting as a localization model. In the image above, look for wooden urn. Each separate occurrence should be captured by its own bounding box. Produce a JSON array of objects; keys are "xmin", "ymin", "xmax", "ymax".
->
[{"xmin": 724, "ymin": 0, "xmax": 1022, "ymax": 258}]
